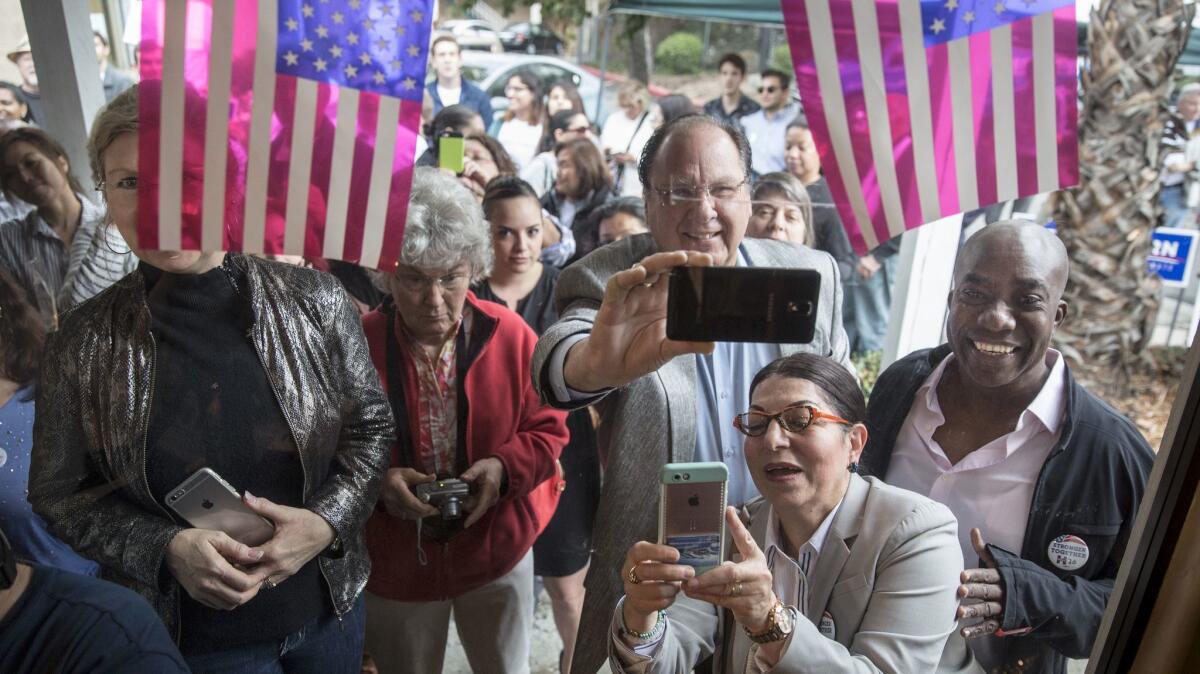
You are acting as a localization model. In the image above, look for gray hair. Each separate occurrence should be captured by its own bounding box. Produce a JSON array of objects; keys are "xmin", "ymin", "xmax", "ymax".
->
[
  {"xmin": 751, "ymin": 171, "xmax": 814, "ymax": 246},
  {"xmin": 1180, "ymin": 83, "xmax": 1200, "ymax": 100},
  {"xmin": 398, "ymin": 167, "xmax": 492, "ymax": 277}
]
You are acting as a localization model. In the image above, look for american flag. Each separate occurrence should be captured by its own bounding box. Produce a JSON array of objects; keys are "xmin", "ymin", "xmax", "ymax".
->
[
  {"xmin": 783, "ymin": 0, "xmax": 1079, "ymax": 253},
  {"xmin": 138, "ymin": 0, "xmax": 433, "ymax": 269}
]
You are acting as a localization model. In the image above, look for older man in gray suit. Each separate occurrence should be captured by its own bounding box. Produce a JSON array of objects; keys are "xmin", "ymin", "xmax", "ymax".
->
[{"xmin": 531, "ymin": 114, "xmax": 853, "ymax": 673}]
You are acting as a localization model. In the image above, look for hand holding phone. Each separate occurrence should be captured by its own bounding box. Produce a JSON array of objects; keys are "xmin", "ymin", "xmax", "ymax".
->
[
  {"xmin": 561, "ymin": 250, "xmax": 715, "ymax": 393},
  {"xmin": 658, "ymin": 462, "xmax": 729, "ymax": 574},
  {"xmin": 166, "ymin": 468, "xmax": 275, "ymax": 546}
]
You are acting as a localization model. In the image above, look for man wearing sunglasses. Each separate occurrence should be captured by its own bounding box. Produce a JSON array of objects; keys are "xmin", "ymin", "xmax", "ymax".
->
[
  {"xmin": 739, "ymin": 69, "xmax": 802, "ymax": 179},
  {"xmin": 861, "ymin": 222, "xmax": 1154, "ymax": 674},
  {"xmin": 532, "ymin": 113, "xmax": 851, "ymax": 674}
]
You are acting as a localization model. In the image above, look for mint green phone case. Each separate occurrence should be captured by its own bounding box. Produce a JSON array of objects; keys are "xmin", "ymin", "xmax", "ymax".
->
[{"xmin": 658, "ymin": 462, "xmax": 729, "ymax": 573}]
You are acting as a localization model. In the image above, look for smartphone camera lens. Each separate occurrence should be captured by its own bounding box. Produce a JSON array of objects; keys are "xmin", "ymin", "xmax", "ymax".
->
[
  {"xmin": 673, "ymin": 474, "xmax": 681, "ymax": 481},
  {"xmin": 683, "ymin": 473, "xmax": 691, "ymax": 480}
]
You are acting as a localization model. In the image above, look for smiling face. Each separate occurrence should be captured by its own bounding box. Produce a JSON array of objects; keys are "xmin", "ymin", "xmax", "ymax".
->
[
  {"xmin": 0, "ymin": 88, "xmax": 27, "ymax": 121},
  {"xmin": 748, "ymin": 191, "xmax": 807, "ymax": 243},
  {"xmin": 0, "ymin": 140, "xmax": 71, "ymax": 207},
  {"xmin": 101, "ymin": 132, "xmax": 225, "ymax": 273},
  {"xmin": 489, "ymin": 195, "xmax": 543, "ymax": 275},
  {"xmin": 505, "ymin": 76, "xmax": 535, "ymax": 117},
  {"xmin": 758, "ymin": 74, "xmax": 786, "ymax": 112},
  {"xmin": 946, "ymin": 225, "xmax": 1069, "ymax": 393},
  {"xmin": 785, "ymin": 126, "xmax": 821, "ymax": 184},
  {"xmin": 644, "ymin": 123, "xmax": 749, "ymax": 266},
  {"xmin": 742, "ymin": 375, "xmax": 863, "ymax": 515}
]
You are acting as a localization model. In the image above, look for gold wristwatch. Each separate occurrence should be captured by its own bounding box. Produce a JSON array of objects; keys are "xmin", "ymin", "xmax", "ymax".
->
[{"xmin": 744, "ymin": 599, "xmax": 795, "ymax": 644}]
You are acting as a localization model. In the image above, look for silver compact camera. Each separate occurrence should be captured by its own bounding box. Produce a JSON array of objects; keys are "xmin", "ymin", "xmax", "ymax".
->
[{"xmin": 415, "ymin": 479, "xmax": 471, "ymax": 519}]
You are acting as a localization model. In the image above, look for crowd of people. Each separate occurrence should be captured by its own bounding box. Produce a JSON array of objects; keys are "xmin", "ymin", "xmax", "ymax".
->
[{"xmin": 0, "ymin": 32, "xmax": 1157, "ymax": 674}]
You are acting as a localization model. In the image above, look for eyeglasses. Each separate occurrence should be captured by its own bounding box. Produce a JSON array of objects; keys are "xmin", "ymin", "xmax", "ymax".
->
[
  {"xmin": 732, "ymin": 404, "xmax": 849, "ymax": 437},
  {"xmin": 649, "ymin": 179, "xmax": 749, "ymax": 207},
  {"xmin": 392, "ymin": 268, "xmax": 470, "ymax": 293},
  {"xmin": 758, "ymin": 86, "xmax": 779, "ymax": 94}
]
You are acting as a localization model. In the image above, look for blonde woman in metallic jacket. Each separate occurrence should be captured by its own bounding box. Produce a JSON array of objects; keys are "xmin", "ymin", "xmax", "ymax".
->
[{"xmin": 27, "ymin": 84, "xmax": 394, "ymax": 671}]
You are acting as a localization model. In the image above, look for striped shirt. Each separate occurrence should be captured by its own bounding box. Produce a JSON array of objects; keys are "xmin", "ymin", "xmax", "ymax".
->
[{"xmin": 0, "ymin": 196, "xmax": 137, "ymax": 328}]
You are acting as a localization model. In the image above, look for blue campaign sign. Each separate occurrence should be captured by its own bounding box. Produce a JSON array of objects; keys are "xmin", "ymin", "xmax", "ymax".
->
[{"xmin": 1148, "ymin": 227, "xmax": 1198, "ymax": 288}]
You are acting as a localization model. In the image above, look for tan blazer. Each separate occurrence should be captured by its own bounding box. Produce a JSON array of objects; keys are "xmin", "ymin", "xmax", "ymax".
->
[
  {"xmin": 531, "ymin": 233, "xmax": 853, "ymax": 674},
  {"xmin": 607, "ymin": 475, "xmax": 980, "ymax": 674}
]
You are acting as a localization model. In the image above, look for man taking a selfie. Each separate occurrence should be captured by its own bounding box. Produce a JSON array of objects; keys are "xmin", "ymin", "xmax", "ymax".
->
[
  {"xmin": 531, "ymin": 113, "xmax": 851, "ymax": 673},
  {"xmin": 862, "ymin": 222, "xmax": 1154, "ymax": 674}
]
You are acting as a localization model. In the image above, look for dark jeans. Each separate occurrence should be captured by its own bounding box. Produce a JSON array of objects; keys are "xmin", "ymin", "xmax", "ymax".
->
[{"xmin": 184, "ymin": 596, "xmax": 365, "ymax": 674}]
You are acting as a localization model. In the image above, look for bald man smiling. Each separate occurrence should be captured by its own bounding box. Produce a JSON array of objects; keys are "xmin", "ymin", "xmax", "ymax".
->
[{"xmin": 861, "ymin": 222, "xmax": 1154, "ymax": 674}]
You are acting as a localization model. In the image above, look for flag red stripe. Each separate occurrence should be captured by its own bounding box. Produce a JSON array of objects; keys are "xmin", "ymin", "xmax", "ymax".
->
[
  {"xmin": 969, "ymin": 30, "xmax": 998, "ymax": 209},
  {"xmin": 341, "ymin": 91, "xmax": 381, "ymax": 264},
  {"xmin": 263, "ymin": 75, "xmax": 299, "ymax": 255},
  {"xmin": 378, "ymin": 99, "xmax": 423, "ymax": 270},
  {"xmin": 1011, "ymin": 18, "xmax": 1040, "ymax": 198},
  {"xmin": 304, "ymin": 85, "xmax": 339, "ymax": 259},
  {"xmin": 220, "ymin": 0, "xmax": 260, "ymax": 253},
  {"xmin": 179, "ymin": 12, "xmax": 212, "ymax": 252},
  {"xmin": 876, "ymin": 1, "xmax": 923, "ymax": 239},
  {"xmin": 829, "ymin": 6, "xmax": 892, "ymax": 247},
  {"xmin": 137, "ymin": 0, "xmax": 164, "ymax": 251},
  {"xmin": 784, "ymin": 2, "xmax": 871, "ymax": 252},
  {"xmin": 925, "ymin": 41, "xmax": 960, "ymax": 217},
  {"xmin": 1053, "ymin": 5, "xmax": 1079, "ymax": 188}
]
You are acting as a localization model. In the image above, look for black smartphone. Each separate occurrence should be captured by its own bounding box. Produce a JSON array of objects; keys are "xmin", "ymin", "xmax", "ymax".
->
[{"xmin": 666, "ymin": 266, "xmax": 821, "ymax": 343}]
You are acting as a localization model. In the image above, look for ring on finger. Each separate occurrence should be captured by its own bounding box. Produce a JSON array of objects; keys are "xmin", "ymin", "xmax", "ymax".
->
[
  {"xmin": 728, "ymin": 580, "xmax": 742, "ymax": 597},
  {"xmin": 262, "ymin": 577, "xmax": 277, "ymax": 590},
  {"xmin": 626, "ymin": 564, "xmax": 642, "ymax": 585}
]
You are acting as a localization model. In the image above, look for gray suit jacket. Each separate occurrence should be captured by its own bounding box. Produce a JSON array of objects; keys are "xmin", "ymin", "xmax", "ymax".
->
[
  {"xmin": 606, "ymin": 475, "xmax": 978, "ymax": 674},
  {"xmin": 530, "ymin": 234, "xmax": 853, "ymax": 674}
]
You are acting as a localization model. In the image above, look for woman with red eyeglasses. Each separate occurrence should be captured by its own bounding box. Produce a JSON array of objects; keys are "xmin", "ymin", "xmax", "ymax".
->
[{"xmin": 608, "ymin": 353, "xmax": 976, "ymax": 673}]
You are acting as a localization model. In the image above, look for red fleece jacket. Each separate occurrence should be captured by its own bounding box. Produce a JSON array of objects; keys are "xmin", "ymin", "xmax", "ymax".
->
[{"xmin": 362, "ymin": 294, "xmax": 568, "ymax": 601}]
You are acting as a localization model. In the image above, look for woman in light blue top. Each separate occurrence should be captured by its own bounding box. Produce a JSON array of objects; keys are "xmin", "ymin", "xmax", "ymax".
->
[{"xmin": 0, "ymin": 270, "xmax": 98, "ymax": 576}]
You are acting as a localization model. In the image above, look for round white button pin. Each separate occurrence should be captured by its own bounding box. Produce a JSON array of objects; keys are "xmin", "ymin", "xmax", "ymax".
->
[{"xmin": 1047, "ymin": 534, "xmax": 1089, "ymax": 571}]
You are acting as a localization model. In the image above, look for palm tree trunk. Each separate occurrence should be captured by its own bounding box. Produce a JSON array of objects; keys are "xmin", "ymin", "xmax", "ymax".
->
[{"xmin": 1052, "ymin": 0, "xmax": 1194, "ymax": 392}]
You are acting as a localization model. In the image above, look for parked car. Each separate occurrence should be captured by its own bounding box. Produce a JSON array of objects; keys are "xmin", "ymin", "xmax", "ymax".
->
[
  {"xmin": 498, "ymin": 22, "xmax": 566, "ymax": 55},
  {"xmin": 460, "ymin": 52, "xmax": 621, "ymax": 121},
  {"xmin": 438, "ymin": 19, "xmax": 503, "ymax": 53}
]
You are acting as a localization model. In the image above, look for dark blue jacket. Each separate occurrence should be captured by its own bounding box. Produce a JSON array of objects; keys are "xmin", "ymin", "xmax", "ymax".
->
[
  {"xmin": 862, "ymin": 345, "xmax": 1154, "ymax": 674},
  {"xmin": 426, "ymin": 76, "xmax": 494, "ymax": 129}
]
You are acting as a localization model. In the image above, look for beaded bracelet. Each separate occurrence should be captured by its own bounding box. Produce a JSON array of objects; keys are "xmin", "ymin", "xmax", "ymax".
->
[{"xmin": 622, "ymin": 609, "xmax": 666, "ymax": 641}]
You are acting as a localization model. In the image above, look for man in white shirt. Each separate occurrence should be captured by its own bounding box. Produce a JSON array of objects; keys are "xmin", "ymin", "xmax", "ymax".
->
[
  {"xmin": 1160, "ymin": 83, "xmax": 1200, "ymax": 227},
  {"xmin": 423, "ymin": 36, "xmax": 493, "ymax": 128},
  {"xmin": 739, "ymin": 69, "xmax": 801, "ymax": 178},
  {"xmin": 862, "ymin": 222, "xmax": 1154, "ymax": 674}
]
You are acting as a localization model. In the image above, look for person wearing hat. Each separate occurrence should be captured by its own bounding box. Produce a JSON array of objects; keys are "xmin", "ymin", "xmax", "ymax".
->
[{"xmin": 6, "ymin": 38, "xmax": 42, "ymax": 125}]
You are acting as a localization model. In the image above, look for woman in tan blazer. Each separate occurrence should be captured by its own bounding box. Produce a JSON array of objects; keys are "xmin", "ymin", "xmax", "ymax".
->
[{"xmin": 609, "ymin": 353, "xmax": 978, "ymax": 673}]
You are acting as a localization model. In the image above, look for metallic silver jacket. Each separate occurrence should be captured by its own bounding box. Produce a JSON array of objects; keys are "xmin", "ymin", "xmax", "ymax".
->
[{"xmin": 28, "ymin": 254, "xmax": 394, "ymax": 639}]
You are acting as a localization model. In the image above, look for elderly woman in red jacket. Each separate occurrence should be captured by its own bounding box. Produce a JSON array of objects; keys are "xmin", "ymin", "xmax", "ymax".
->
[{"xmin": 362, "ymin": 167, "xmax": 568, "ymax": 673}]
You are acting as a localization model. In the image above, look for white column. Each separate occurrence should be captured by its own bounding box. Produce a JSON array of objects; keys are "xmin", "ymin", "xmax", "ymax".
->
[
  {"xmin": 881, "ymin": 214, "xmax": 964, "ymax": 369},
  {"xmin": 21, "ymin": 0, "xmax": 108, "ymax": 187}
]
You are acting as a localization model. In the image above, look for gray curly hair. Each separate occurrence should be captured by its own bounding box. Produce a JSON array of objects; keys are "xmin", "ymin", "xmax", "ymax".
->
[{"xmin": 384, "ymin": 167, "xmax": 493, "ymax": 283}]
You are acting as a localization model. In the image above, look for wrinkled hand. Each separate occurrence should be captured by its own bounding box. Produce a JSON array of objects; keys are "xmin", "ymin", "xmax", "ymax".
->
[
  {"xmin": 165, "ymin": 528, "xmax": 266, "ymax": 610},
  {"xmin": 957, "ymin": 528, "xmax": 1005, "ymax": 638},
  {"xmin": 621, "ymin": 541, "xmax": 693, "ymax": 634},
  {"xmin": 856, "ymin": 254, "xmax": 881, "ymax": 279},
  {"xmin": 379, "ymin": 467, "xmax": 439, "ymax": 520},
  {"xmin": 682, "ymin": 507, "xmax": 777, "ymax": 632},
  {"xmin": 563, "ymin": 250, "xmax": 715, "ymax": 392},
  {"xmin": 461, "ymin": 457, "xmax": 505, "ymax": 528},
  {"xmin": 241, "ymin": 492, "xmax": 335, "ymax": 588}
]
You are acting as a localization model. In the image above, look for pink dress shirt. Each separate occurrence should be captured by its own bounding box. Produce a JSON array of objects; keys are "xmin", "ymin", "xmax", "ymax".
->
[{"xmin": 884, "ymin": 350, "xmax": 1067, "ymax": 568}]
